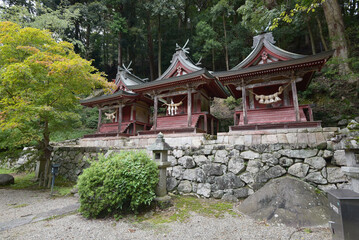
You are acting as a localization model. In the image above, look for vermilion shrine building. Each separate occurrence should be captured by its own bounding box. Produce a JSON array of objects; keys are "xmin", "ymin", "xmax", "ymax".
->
[{"xmin": 81, "ymin": 33, "xmax": 333, "ymax": 137}]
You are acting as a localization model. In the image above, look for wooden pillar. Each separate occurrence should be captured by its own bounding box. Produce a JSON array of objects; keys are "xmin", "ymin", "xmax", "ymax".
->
[
  {"xmin": 117, "ymin": 103, "xmax": 123, "ymax": 134},
  {"xmin": 204, "ymin": 114, "xmax": 208, "ymax": 133},
  {"xmin": 242, "ymin": 79, "xmax": 248, "ymax": 125},
  {"xmin": 291, "ymin": 78, "xmax": 300, "ymax": 122},
  {"xmin": 97, "ymin": 108, "xmax": 102, "ymax": 132},
  {"xmin": 187, "ymin": 88, "xmax": 192, "ymax": 127},
  {"xmin": 283, "ymin": 87, "xmax": 290, "ymax": 106},
  {"xmin": 211, "ymin": 117, "xmax": 214, "ymax": 135},
  {"xmin": 153, "ymin": 95, "xmax": 158, "ymax": 130},
  {"xmin": 249, "ymin": 89, "xmax": 255, "ymax": 109}
]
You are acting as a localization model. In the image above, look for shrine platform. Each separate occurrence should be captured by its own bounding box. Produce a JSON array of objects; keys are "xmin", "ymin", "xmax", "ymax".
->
[{"xmin": 230, "ymin": 121, "xmax": 321, "ymax": 131}]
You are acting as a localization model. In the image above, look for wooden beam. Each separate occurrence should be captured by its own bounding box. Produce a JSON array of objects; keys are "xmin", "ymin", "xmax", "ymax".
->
[
  {"xmin": 291, "ymin": 77, "xmax": 300, "ymax": 122},
  {"xmin": 117, "ymin": 103, "xmax": 123, "ymax": 134},
  {"xmin": 156, "ymin": 89, "xmax": 196, "ymax": 98},
  {"xmin": 187, "ymin": 88, "xmax": 192, "ymax": 127},
  {"xmin": 153, "ymin": 95, "xmax": 158, "ymax": 130},
  {"xmin": 100, "ymin": 104, "xmax": 122, "ymax": 111},
  {"xmin": 97, "ymin": 108, "xmax": 102, "ymax": 132},
  {"xmin": 235, "ymin": 77, "xmax": 303, "ymax": 90},
  {"xmin": 242, "ymin": 79, "xmax": 248, "ymax": 125}
]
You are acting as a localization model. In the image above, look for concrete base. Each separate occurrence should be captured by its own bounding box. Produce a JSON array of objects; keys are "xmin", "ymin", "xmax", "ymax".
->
[{"xmin": 75, "ymin": 127, "xmax": 339, "ymax": 149}]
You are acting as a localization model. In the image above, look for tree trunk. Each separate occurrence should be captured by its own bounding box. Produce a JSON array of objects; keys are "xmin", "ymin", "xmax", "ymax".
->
[
  {"xmin": 146, "ymin": 13, "xmax": 155, "ymax": 81},
  {"xmin": 315, "ymin": 15, "xmax": 328, "ymax": 51},
  {"xmin": 307, "ymin": 20, "xmax": 316, "ymax": 55},
  {"xmin": 85, "ymin": 24, "xmax": 91, "ymax": 60},
  {"xmin": 322, "ymin": 0, "xmax": 352, "ymax": 75},
  {"xmin": 118, "ymin": 31, "xmax": 122, "ymax": 67},
  {"xmin": 212, "ymin": 48, "xmax": 215, "ymax": 71},
  {"xmin": 158, "ymin": 15, "xmax": 162, "ymax": 76},
  {"xmin": 40, "ymin": 120, "xmax": 52, "ymax": 187},
  {"xmin": 222, "ymin": 14, "xmax": 229, "ymax": 71}
]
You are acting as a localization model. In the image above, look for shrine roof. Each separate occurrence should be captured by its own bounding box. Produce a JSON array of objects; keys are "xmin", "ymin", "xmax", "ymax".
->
[
  {"xmin": 128, "ymin": 68, "xmax": 211, "ymax": 90},
  {"xmin": 214, "ymin": 50, "xmax": 334, "ymax": 81},
  {"xmin": 114, "ymin": 64, "xmax": 148, "ymax": 93},
  {"xmin": 80, "ymin": 90, "xmax": 138, "ymax": 106},
  {"xmin": 156, "ymin": 40, "xmax": 202, "ymax": 81},
  {"xmin": 128, "ymin": 68, "xmax": 229, "ymax": 98},
  {"xmin": 232, "ymin": 32, "xmax": 306, "ymax": 70}
]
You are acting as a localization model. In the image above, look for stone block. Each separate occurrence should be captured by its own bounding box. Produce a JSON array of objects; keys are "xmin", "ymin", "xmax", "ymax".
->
[
  {"xmin": 178, "ymin": 156, "xmax": 196, "ymax": 169},
  {"xmin": 279, "ymin": 157, "xmax": 294, "ymax": 167},
  {"xmin": 244, "ymin": 135, "xmax": 252, "ymax": 146},
  {"xmin": 307, "ymin": 133, "xmax": 317, "ymax": 146},
  {"xmin": 286, "ymin": 133, "xmax": 298, "ymax": 144},
  {"xmin": 228, "ymin": 157, "xmax": 246, "ymax": 174},
  {"xmin": 197, "ymin": 183, "xmax": 211, "ymax": 197},
  {"xmin": 214, "ymin": 150, "xmax": 229, "ymax": 164},
  {"xmin": 305, "ymin": 172, "xmax": 327, "ymax": 184},
  {"xmin": 276, "ymin": 134, "xmax": 288, "ymax": 144},
  {"xmin": 173, "ymin": 149, "xmax": 184, "ymax": 158},
  {"xmin": 233, "ymin": 188, "xmax": 249, "ymax": 198},
  {"xmin": 261, "ymin": 153, "xmax": 279, "ymax": 166},
  {"xmin": 172, "ymin": 166, "xmax": 184, "ymax": 179},
  {"xmin": 247, "ymin": 159, "xmax": 262, "ymax": 174},
  {"xmin": 315, "ymin": 132, "xmax": 325, "ymax": 143},
  {"xmin": 202, "ymin": 163, "xmax": 225, "ymax": 177},
  {"xmin": 211, "ymin": 190, "xmax": 224, "ymax": 199},
  {"xmin": 239, "ymin": 172, "xmax": 254, "ymax": 184},
  {"xmin": 240, "ymin": 150, "xmax": 260, "ymax": 159},
  {"xmin": 234, "ymin": 136, "xmax": 245, "ymax": 145},
  {"xmin": 168, "ymin": 155, "xmax": 177, "ymax": 166},
  {"xmin": 288, "ymin": 163, "xmax": 309, "ymax": 178},
  {"xmin": 193, "ymin": 155, "xmax": 209, "ymax": 166},
  {"xmin": 167, "ymin": 177, "xmax": 178, "ymax": 191},
  {"xmin": 177, "ymin": 180, "xmax": 192, "ymax": 193},
  {"xmin": 327, "ymin": 167, "xmax": 347, "ymax": 183},
  {"xmin": 267, "ymin": 166, "xmax": 286, "ymax": 179},
  {"xmin": 333, "ymin": 150, "xmax": 347, "ymax": 166},
  {"xmin": 279, "ymin": 149, "xmax": 318, "ymax": 159},
  {"xmin": 297, "ymin": 133, "xmax": 309, "ymax": 144},
  {"xmin": 252, "ymin": 135, "xmax": 262, "ymax": 145},
  {"xmin": 304, "ymin": 157, "xmax": 326, "ymax": 170},
  {"xmin": 212, "ymin": 173, "xmax": 245, "ymax": 190}
]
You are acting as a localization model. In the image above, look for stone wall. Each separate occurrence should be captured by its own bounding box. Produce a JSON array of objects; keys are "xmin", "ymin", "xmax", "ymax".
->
[
  {"xmin": 51, "ymin": 126, "xmax": 355, "ymax": 199},
  {"xmin": 51, "ymin": 147, "xmax": 148, "ymax": 181},
  {"xmin": 165, "ymin": 143, "xmax": 349, "ymax": 201}
]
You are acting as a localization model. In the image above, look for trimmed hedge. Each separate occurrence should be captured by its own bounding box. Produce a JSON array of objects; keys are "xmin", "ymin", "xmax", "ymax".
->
[{"xmin": 77, "ymin": 151, "xmax": 158, "ymax": 218}]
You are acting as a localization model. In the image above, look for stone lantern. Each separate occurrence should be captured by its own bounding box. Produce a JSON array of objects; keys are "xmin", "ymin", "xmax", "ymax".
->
[{"xmin": 148, "ymin": 132, "xmax": 172, "ymax": 201}]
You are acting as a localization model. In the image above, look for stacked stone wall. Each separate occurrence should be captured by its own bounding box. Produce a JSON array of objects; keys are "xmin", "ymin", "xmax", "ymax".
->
[{"xmin": 165, "ymin": 143, "xmax": 349, "ymax": 201}]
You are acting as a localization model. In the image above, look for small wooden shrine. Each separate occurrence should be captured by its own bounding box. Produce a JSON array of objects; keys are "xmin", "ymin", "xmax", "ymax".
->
[
  {"xmin": 127, "ymin": 41, "xmax": 229, "ymax": 134},
  {"xmin": 214, "ymin": 32, "xmax": 334, "ymax": 131},
  {"xmin": 80, "ymin": 65, "xmax": 152, "ymax": 137}
]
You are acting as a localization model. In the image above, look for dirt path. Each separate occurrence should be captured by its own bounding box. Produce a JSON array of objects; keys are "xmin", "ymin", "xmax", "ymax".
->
[{"xmin": 0, "ymin": 189, "xmax": 331, "ymax": 240}]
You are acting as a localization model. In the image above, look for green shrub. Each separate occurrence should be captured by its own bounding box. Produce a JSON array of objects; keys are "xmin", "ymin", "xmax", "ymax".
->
[{"xmin": 77, "ymin": 151, "xmax": 159, "ymax": 218}]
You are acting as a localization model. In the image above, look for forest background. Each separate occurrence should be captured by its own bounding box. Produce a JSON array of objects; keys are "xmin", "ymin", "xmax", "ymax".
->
[{"xmin": 0, "ymin": 0, "xmax": 358, "ymax": 141}]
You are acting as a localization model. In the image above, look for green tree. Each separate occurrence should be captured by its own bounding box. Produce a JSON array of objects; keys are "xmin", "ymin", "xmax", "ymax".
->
[
  {"xmin": 0, "ymin": 21, "xmax": 114, "ymax": 186},
  {"xmin": 194, "ymin": 21, "xmax": 222, "ymax": 71}
]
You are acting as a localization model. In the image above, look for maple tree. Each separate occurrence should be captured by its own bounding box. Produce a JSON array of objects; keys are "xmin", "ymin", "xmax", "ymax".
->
[{"xmin": 0, "ymin": 21, "xmax": 114, "ymax": 186}]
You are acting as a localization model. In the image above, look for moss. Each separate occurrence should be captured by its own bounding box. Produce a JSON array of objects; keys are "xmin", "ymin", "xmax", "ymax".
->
[
  {"xmin": 135, "ymin": 195, "xmax": 240, "ymax": 227},
  {"xmin": 14, "ymin": 203, "xmax": 29, "ymax": 208}
]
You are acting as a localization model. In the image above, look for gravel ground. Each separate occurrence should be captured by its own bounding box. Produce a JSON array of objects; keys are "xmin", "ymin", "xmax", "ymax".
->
[{"xmin": 0, "ymin": 189, "xmax": 331, "ymax": 240}]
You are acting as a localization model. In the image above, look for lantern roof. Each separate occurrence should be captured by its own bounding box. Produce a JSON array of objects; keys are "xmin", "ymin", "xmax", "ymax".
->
[{"xmin": 147, "ymin": 133, "xmax": 172, "ymax": 151}]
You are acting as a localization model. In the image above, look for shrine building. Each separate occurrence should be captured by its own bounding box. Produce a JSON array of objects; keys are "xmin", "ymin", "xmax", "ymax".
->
[
  {"xmin": 80, "ymin": 65, "xmax": 152, "ymax": 137},
  {"xmin": 214, "ymin": 32, "xmax": 334, "ymax": 131},
  {"xmin": 81, "ymin": 32, "xmax": 333, "ymax": 137}
]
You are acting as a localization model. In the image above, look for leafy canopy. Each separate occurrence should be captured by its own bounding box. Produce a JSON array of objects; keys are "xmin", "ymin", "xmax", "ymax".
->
[{"xmin": 0, "ymin": 21, "xmax": 114, "ymax": 147}]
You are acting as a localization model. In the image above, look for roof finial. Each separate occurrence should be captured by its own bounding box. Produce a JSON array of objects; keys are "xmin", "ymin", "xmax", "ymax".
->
[
  {"xmin": 121, "ymin": 61, "xmax": 133, "ymax": 74},
  {"xmin": 195, "ymin": 56, "xmax": 202, "ymax": 66},
  {"xmin": 175, "ymin": 39, "xmax": 190, "ymax": 54}
]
